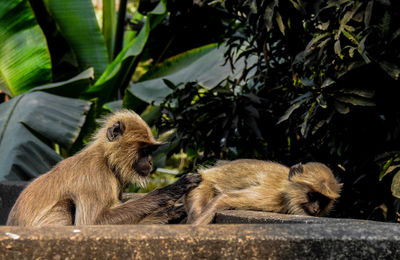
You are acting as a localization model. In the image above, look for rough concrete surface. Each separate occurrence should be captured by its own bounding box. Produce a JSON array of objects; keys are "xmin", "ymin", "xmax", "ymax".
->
[
  {"xmin": 214, "ymin": 210, "xmax": 388, "ymax": 225},
  {"xmin": 0, "ymin": 224, "xmax": 399, "ymax": 259},
  {"xmin": 1, "ymin": 181, "xmax": 400, "ymax": 259}
]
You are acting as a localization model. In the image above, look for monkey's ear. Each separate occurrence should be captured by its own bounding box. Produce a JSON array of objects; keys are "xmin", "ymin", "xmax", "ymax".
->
[
  {"xmin": 107, "ymin": 121, "xmax": 125, "ymax": 141},
  {"xmin": 288, "ymin": 163, "xmax": 304, "ymax": 181}
]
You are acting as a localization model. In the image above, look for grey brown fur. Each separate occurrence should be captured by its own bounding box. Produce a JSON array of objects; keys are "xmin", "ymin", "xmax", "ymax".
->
[
  {"xmin": 7, "ymin": 110, "xmax": 201, "ymax": 226},
  {"xmin": 185, "ymin": 159, "xmax": 341, "ymax": 225}
]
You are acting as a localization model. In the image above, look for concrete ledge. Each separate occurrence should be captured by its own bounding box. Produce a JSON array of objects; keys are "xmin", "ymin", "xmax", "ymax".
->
[
  {"xmin": 1, "ymin": 181, "xmax": 400, "ymax": 259},
  {"xmin": 1, "ymin": 224, "xmax": 399, "ymax": 259},
  {"xmin": 214, "ymin": 210, "xmax": 386, "ymax": 225}
]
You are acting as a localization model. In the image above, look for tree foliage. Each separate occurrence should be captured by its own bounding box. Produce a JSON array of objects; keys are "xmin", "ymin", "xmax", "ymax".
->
[
  {"xmin": 157, "ymin": 0, "xmax": 400, "ymax": 221},
  {"xmin": 1, "ymin": 0, "xmax": 399, "ymax": 221}
]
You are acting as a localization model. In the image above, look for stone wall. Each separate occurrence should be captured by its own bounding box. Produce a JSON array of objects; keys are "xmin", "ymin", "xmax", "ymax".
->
[
  {"xmin": 1, "ymin": 181, "xmax": 399, "ymax": 259},
  {"xmin": 1, "ymin": 223, "xmax": 399, "ymax": 259}
]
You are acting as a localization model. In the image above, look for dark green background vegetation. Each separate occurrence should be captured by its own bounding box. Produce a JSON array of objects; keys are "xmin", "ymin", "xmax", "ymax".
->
[{"xmin": 0, "ymin": 0, "xmax": 399, "ymax": 222}]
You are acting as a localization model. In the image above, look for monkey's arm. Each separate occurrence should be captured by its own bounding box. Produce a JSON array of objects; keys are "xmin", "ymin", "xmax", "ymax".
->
[
  {"xmin": 77, "ymin": 173, "xmax": 201, "ymax": 225},
  {"xmin": 190, "ymin": 189, "xmax": 259, "ymax": 225}
]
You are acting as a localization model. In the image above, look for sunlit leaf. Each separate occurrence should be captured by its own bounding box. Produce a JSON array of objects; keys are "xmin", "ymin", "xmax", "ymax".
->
[
  {"xmin": 44, "ymin": 0, "xmax": 109, "ymax": 79},
  {"xmin": 334, "ymin": 40, "xmax": 342, "ymax": 56},
  {"xmin": 0, "ymin": 0, "xmax": 52, "ymax": 96},
  {"xmin": 103, "ymin": 0, "xmax": 116, "ymax": 61},
  {"xmin": 392, "ymin": 172, "xmax": 400, "ymax": 199},
  {"xmin": 379, "ymin": 155, "xmax": 400, "ymax": 181},
  {"xmin": 87, "ymin": 0, "xmax": 167, "ymax": 101},
  {"xmin": 275, "ymin": 11, "xmax": 285, "ymax": 36}
]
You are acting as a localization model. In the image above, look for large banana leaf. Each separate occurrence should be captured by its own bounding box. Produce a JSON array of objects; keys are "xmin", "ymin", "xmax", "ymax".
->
[
  {"xmin": 103, "ymin": 0, "xmax": 116, "ymax": 61},
  {"xmin": 0, "ymin": 92, "xmax": 91, "ymax": 181},
  {"xmin": 43, "ymin": 0, "xmax": 108, "ymax": 79},
  {"xmin": 86, "ymin": 0, "xmax": 167, "ymax": 100},
  {"xmin": 127, "ymin": 44, "xmax": 255, "ymax": 105},
  {"xmin": 29, "ymin": 68, "xmax": 94, "ymax": 98},
  {"xmin": 0, "ymin": 0, "xmax": 52, "ymax": 97}
]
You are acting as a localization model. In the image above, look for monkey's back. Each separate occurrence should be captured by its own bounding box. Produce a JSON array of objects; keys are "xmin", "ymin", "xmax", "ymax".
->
[
  {"xmin": 199, "ymin": 159, "xmax": 289, "ymax": 193},
  {"xmin": 7, "ymin": 149, "xmax": 119, "ymax": 226},
  {"xmin": 7, "ymin": 168, "xmax": 69, "ymax": 226}
]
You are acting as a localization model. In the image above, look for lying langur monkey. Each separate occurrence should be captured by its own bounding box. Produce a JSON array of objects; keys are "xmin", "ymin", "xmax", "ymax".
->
[
  {"xmin": 7, "ymin": 110, "xmax": 201, "ymax": 226},
  {"xmin": 185, "ymin": 159, "xmax": 341, "ymax": 225}
]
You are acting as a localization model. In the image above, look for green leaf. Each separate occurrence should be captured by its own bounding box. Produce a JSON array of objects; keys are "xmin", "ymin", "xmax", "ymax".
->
[
  {"xmin": 335, "ymin": 95, "xmax": 376, "ymax": 107},
  {"xmin": 277, "ymin": 93, "xmax": 311, "ymax": 124},
  {"xmin": 321, "ymin": 78, "xmax": 335, "ymax": 88},
  {"xmin": 0, "ymin": 0, "xmax": 52, "ymax": 96},
  {"xmin": 301, "ymin": 101, "xmax": 317, "ymax": 137},
  {"xmin": 316, "ymin": 94, "xmax": 327, "ymax": 108},
  {"xmin": 127, "ymin": 44, "xmax": 256, "ymax": 105},
  {"xmin": 140, "ymin": 44, "xmax": 216, "ymax": 81},
  {"xmin": 340, "ymin": 89, "xmax": 375, "ymax": 98},
  {"xmin": 334, "ymin": 40, "xmax": 342, "ymax": 56},
  {"xmin": 289, "ymin": 0, "xmax": 303, "ymax": 11},
  {"xmin": 0, "ymin": 91, "xmax": 91, "ymax": 180},
  {"xmin": 379, "ymin": 61, "xmax": 400, "ymax": 80},
  {"xmin": 103, "ymin": 0, "xmax": 116, "ymax": 61},
  {"xmin": 275, "ymin": 11, "xmax": 285, "ymax": 36},
  {"xmin": 103, "ymin": 100, "xmax": 122, "ymax": 113},
  {"xmin": 140, "ymin": 105, "xmax": 161, "ymax": 125},
  {"xmin": 44, "ymin": 0, "xmax": 109, "ymax": 79},
  {"xmin": 29, "ymin": 68, "xmax": 94, "ymax": 98},
  {"xmin": 334, "ymin": 101, "xmax": 350, "ymax": 114},
  {"xmin": 337, "ymin": 2, "xmax": 362, "ymax": 39},
  {"xmin": 304, "ymin": 33, "xmax": 330, "ymax": 54},
  {"xmin": 364, "ymin": 1, "xmax": 373, "ymax": 27},
  {"xmin": 379, "ymin": 155, "xmax": 400, "ymax": 181},
  {"xmin": 392, "ymin": 171, "xmax": 400, "ymax": 199},
  {"xmin": 87, "ymin": 0, "xmax": 167, "ymax": 100}
]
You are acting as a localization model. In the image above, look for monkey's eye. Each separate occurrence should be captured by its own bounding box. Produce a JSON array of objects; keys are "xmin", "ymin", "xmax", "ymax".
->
[
  {"xmin": 307, "ymin": 192, "xmax": 318, "ymax": 202},
  {"xmin": 318, "ymin": 196, "xmax": 331, "ymax": 209},
  {"xmin": 139, "ymin": 144, "xmax": 158, "ymax": 157},
  {"xmin": 140, "ymin": 148, "xmax": 151, "ymax": 157}
]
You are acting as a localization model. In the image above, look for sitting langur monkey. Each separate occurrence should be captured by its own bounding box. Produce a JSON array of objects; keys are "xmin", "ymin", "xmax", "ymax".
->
[
  {"xmin": 185, "ymin": 159, "xmax": 341, "ymax": 225},
  {"xmin": 7, "ymin": 110, "xmax": 201, "ymax": 226}
]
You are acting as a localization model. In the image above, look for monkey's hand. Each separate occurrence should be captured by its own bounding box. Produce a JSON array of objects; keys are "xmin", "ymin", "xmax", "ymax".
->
[
  {"xmin": 151, "ymin": 173, "xmax": 202, "ymax": 207},
  {"xmin": 172, "ymin": 173, "xmax": 203, "ymax": 192}
]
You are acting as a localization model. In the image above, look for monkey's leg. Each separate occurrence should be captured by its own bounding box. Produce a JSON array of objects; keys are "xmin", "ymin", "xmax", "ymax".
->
[
  {"xmin": 138, "ymin": 204, "xmax": 186, "ymax": 224},
  {"xmin": 33, "ymin": 199, "xmax": 75, "ymax": 226},
  {"xmin": 185, "ymin": 182, "xmax": 215, "ymax": 224},
  {"xmin": 192, "ymin": 189, "xmax": 257, "ymax": 225}
]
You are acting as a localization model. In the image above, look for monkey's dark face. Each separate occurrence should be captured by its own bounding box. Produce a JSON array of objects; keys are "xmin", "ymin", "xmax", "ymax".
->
[
  {"xmin": 301, "ymin": 191, "xmax": 332, "ymax": 216},
  {"xmin": 133, "ymin": 143, "xmax": 159, "ymax": 177},
  {"xmin": 288, "ymin": 162, "xmax": 340, "ymax": 217},
  {"xmin": 105, "ymin": 118, "xmax": 162, "ymax": 180}
]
